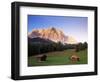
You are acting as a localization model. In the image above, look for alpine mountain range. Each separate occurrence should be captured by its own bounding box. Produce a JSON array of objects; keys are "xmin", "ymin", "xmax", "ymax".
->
[{"xmin": 28, "ymin": 27, "xmax": 78, "ymax": 44}]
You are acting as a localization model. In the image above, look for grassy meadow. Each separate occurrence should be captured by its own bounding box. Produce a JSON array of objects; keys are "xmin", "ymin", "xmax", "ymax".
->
[{"xmin": 28, "ymin": 49, "xmax": 88, "ymax": 66}]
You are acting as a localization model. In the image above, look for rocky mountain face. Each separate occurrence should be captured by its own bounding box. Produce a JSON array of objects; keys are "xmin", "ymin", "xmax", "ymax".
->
[{"xmin": 28, "ymin": 27, "xmax": 77, "ymax": 44}]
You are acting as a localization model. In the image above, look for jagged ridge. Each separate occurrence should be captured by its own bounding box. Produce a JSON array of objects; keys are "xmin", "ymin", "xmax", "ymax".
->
[{"xmin": 28, "ymin": 27, "xmax": 77, "ymax": 44}]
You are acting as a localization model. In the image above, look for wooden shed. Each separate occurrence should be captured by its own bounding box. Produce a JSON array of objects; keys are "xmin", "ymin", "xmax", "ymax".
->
[{"xmin": 35, "ymin": 54, "xmax": 47, "ymax": 62}]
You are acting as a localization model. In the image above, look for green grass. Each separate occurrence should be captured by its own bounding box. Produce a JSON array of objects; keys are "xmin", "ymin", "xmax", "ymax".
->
[{"xmin": 28, "ymin": 49, "xmax": 88, "ymax": 66}]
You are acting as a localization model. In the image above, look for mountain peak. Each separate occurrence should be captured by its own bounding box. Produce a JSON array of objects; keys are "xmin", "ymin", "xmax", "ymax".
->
[
  {"xmin": 50, "ymin": 27, "xmax": 56, "ymax": 30},
  {"xmin": 28, "ymin": 27, "xmax": 78, "ymax": 44},
  {"xmin": 49, "ymin": 27, "xmax": 58, "ymax": 33}
]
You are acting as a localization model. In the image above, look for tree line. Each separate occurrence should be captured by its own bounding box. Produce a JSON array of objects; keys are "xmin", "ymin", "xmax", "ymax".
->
[{"xmin": 28, "ymin": 42, "xmax": 88, "ymax": 56}]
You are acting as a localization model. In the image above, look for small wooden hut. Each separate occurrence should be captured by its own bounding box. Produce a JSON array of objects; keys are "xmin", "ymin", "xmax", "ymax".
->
[
  {"xmin": 70, "ymin": 54, "xmax": 80, "ymax": 62},
  {"xmin": 35, "ymin": 54, "xmax": 47, "ymax": 62}
]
